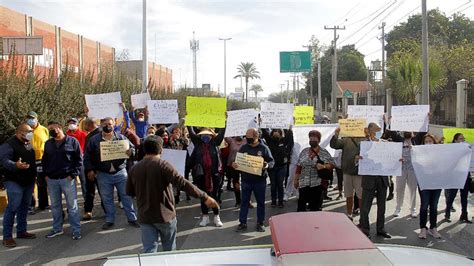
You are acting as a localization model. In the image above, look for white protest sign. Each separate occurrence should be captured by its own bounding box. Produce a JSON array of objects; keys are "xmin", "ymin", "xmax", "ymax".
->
[
  {"xmin": 235, "ymin": 152, "xmax": 264, "ymax": 176},
  {"xmin": 225, "ymin": 109, "xmax": 258, "ymax": 137},
  {"xmin": 391, "ymin": 105, "xmax": 430, "ymax": 132},
  {"xmin": 358, "ymin": 141, "xmax": 402, "ymax": 176},
  {"xmin": 260, "ymin": 103, "xmax": 294, "ymax": 129},
  {"xmin": 470, "ymin": 143, "xmax": 474, "ymax": 172},
  {"xmin": 100, "ymin": 140, "xmax": 130, "ymax": 162},
  {"xmin": 161, "ymin": 149, "xmax": 187, "ymax": 177},
  {"xmin": 412, "ymin": 143, "xmax": 471, "ymax": 190},
  {"xmin": 347, "ymin": 105, "xmax": 384, "ymax": 127},
  {"xmin": 131, "ymin": 92, "xmax": 151, "ymax": 109},
  {"xmin": 293, "ymin": 124, "xmax": 338, "ymax": 157},
  {"xmin": 147, "ymin": 100, "xmax": 179, "ymax": 124},
  {"xmin": 85, "ymin": 92, "xmax": 123, "ymax": 119}
]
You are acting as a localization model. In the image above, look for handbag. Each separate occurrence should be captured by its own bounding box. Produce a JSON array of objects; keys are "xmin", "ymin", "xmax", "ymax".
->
[
  {"xmin": 192, "ymin": 163, "xmax": 204, "ymax": 178},
  {"xmin": 316, "ymin": 155, "xmax": 333, "ymax": 181}
]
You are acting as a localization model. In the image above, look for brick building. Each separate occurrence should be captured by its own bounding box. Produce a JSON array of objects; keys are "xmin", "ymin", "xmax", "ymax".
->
[{"xmin": 0, "ymin": 5, "xmax": 172, "ymax": 90}]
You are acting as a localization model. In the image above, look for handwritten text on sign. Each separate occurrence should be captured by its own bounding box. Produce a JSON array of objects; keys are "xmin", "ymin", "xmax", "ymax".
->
[
  {"xmin": 235, "ymin": 152, "xmax": 264, "ymax": 176},
  {"xmin": 391, "ymin": 105, "xmax": 430, "ymax": 132},
  {"xmin": 85, "ymin": 92, "xmax": 123, "ymax": 119},
  {"xmin": 131, "ymin": 92, "xmax": 151, "ymax": 109},
  {"xmin": 294, "ymin": 106, "xmax": 314, "ymax": 125},
  {"xmin": 347, "ymin": 105, "xmax": 384, "ymax": 127},
  {"xmin": 339, "ymin": 119, "xmax": 366, "ymax": 137},
  {"xmin": 260, "ymin": 102, "xmax": 294, "ymax": 129},
  {"xmin": 225, "ymin": 109, "xmax": 258, "ymax": 137},
  {"xmin": 147, "ymin": 100, "xmax": 179, "ymax": 124},
  {"xmin": 443, "ymin": 128, "xmax": 474, "ymax": 143},
  {"xmin": 358, "ymin": 141, "xmax": 402, "ymax": 176},
  {"xmin": 100, "ymin": 140, "xmax": 130, "ymax": 162},
  {"xmin": 185, "ymin": 97, "xmax": 227, "ymax": 128}
]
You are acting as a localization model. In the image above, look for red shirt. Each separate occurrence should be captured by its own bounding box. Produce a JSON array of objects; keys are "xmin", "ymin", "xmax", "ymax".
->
[{"xmin": 66, "ymin": 129, "xmax": 87, "ymax": 153}]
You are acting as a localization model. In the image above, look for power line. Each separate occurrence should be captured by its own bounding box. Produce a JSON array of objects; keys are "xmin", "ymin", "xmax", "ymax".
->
[
  {"xmin": 339, "ymin": 0, "xmax": 398, "ymax": 45},
  {"xmin": 458, "ymin": 4, "xmax": 473, "ymax": 12},
  {"xmin": 450, "ymin": 0, "xmax": 471, "ymax": 13},
  {"xmin": 321, "ymin": 2, "xmax": 364, "ymax": 43},
  {"xmin": 344, "ymin": 0, "xmax": 394, "ymax": 27}
]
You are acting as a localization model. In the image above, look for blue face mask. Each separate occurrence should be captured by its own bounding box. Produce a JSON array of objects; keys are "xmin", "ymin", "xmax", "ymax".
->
[
  {"xmin": 375, "ymin": 130, "xmax": 383, "ymax": 140},
  {"xmin": 201, "ymin": 135, "xmax": 211, "ymax": 143},
  {"xmin": 27, "ymin": 118, "xmax": 37, "ymax": 127}
]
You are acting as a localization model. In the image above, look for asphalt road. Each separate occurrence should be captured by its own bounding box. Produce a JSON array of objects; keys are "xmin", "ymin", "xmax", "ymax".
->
[{"xmin": 0, "ymin": 181, "xmax": 473, "ymax": 265}]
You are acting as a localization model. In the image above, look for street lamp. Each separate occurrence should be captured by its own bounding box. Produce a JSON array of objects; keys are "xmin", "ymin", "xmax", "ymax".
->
[{"xmin": 218, "ymin": 37, "xmax": 232, "ymax": 96}]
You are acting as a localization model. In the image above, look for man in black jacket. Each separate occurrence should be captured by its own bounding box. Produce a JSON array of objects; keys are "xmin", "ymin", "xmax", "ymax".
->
[{"xmin": 0, "ymin": 123, "xmax": 37, "ymax": 248}]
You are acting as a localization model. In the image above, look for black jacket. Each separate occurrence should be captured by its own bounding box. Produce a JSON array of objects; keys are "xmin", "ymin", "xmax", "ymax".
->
[
  {"xmin": 0, "ymin": 136, "xmax": 37, "ymax": 186},
  {"xmin": 187, "ymin": 127, "xmax": 226, "ymax": 177},
  {"xmin": 261, "ymin": 129, "xmax": 293, "ymax": 167}
]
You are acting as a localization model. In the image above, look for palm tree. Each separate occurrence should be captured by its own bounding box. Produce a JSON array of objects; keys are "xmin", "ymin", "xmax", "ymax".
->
[
  {"xmin": 249, "ymin": 84, "xmax": 263, "ymax": 102},
  {"xmin": 234, "ymin": 62, "xmax": 261, "ymax": 102}
]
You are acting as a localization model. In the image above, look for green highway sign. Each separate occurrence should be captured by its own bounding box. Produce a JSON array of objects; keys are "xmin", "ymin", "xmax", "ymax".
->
[{"xmin": 279, "ymin": 51, "xmax": 312, "ymax": 73}]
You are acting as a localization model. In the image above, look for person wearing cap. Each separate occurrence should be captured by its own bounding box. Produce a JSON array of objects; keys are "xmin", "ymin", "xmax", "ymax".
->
[
  {"xmin": 130, "ymin": 106, "xmax": 148, "ymax": 139},
  {"xmin": 188, "ymin": 126, "xmax": 226, "ymax": 227},
  {"xmin": 126, "ymin": 135, "xmax": 219, "ymax": 253},
  {"xmin": 0, "ymin": 123, "xmax": 37, "ymax": 248},
  {"xmin": 357, "ymin": 122, "xmax": 391, "ymax": 239},
  {"xmin": 294, "ymin": 130, "xmax": 335, "ymax": 212},
  {"xmin": 25, "ymin": 111, "xmax": 50, "ymax": 212}
]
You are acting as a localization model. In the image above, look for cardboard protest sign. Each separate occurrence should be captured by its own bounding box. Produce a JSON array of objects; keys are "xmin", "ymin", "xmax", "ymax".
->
[
  {"xmin": 100, "ymin": 140, "xmax": 129, "ymax": 162},
  {"xmin": 338, "ymin": 119, "xmax": 366, "ymax": 137},
  {"xmin": 185, "ymin": 97, "xmax": 227, "ymax": 128},
  {"xmin": 235, "ymin": 152, "xmax": 264, "ymax": 176}
]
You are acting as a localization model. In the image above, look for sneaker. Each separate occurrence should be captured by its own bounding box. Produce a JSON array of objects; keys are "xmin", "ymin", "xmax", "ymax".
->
[
  {"xmin": 336, "ymin": 194, "xmax": 343, "ymax": 200},
  {"xmin": 283, "ymin": 195, "xmax": 289, "ymax": 202},
  {"xmin": 256, "ymin": 223, "xmax": 266, "ymax": 232},
  {"xmin": 236, "ymin": 223, "xmax": 247, "ymax": 232},
  {"xmin": 393, "ymin": 209, "xmax": 400, "ymax": 217},
  {"xmin": 46, "ymin": 230, "xmax": 64, "ymax": 238},
  {"xmin": 386, "ymin": 193, "xmax": 394, "ymax": 201},
  {"xmin": 199, "ymin": 215, "xmax": 210, "ymax": 227},
  {"xmin": 128, "ymin": 220, "xmax": 140, "ymax": 228},
  {"xmin": 444, "ymin": 215, "xmax": 452, "ymax": 223},
  {"xmin": 418, "ymin": 228, "xmax": 427, "ymax": 239},
  {"xmin": 410, "ymin": 210, "xmax": 418, "ymax": 218},
  {"xmin": 82, "ymin": 212, "xmax": 92, "ymax": 221},
  {"xmin": 17, "ymin": 232, "xmax": 36, "ymax": 239},
  {"xmin": 353, "ymin": 209, "xmax": 360, "ymax": 216},
  {"xmin": 72, "ymin": 232, "xmax": 82, "ymax": 240},
  {"xmin": 214, "ymin": 215, "xmax": 223, "ymax": 227},
  {"xmin": 119, "ymin": 202, "xmax": 124, "ymax": 209},
  {"xmin": 2, "ymin": 238, "xmax": 16, "ymax": 248},
  {"xmin": 248, "ymin": 202, "xmax": 256, "ymax": 209},
  {"xmin": 102, "ymin": 222, "xmax": 114, "ymax": 230},
  {"xmin": 451, "ymin": 207, "xmax": 456, "ymax": 212},
  {"xmin": 428, "ymin": 228, "xmax": 441, "ymax": 239}
]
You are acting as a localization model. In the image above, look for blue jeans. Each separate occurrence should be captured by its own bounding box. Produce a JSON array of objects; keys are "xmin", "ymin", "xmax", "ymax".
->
[
  {"xmin": 141, "ymin": 218, "xmax": 177, "ymax": 253},
  {"xmin": 47, "ymin": 178, "xmax": 81, "ymax": 234},
  {"xmin": 78, "ymin": 165, "xmax": 87, "ymax": 201},
  {"xmin": 419, "ymin": 189, "xmax": 441, "ymax": 229},
  {"xmin": 96, "ymin": 169, "xmax": 137, "ymax": 223},
  {"xmin": 269, "ymin": 165, "xmax": 286, "ymax": 203},
  {"xmin": 239, "ymin": 180, "xmax": 266, "ymax": 224},
  {"xmin": 3, "ymin": 181, "xmax": 34, "ymax": 239}
]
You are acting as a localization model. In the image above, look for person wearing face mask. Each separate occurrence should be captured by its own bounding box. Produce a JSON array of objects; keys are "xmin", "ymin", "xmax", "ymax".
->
[
  {"xmin": 84, "ymin": 117, "xmax": 138, "ymax": 230},
  {"xmin": 156, "ymin": 128, "xmax": 171, "ymax": 149},
  {"xmin": 42, "ymin": 121, "xmax": 83, "ymax": 240},
  {"xmin": 293, "ymin": 130, "xmax": 335, "ymax": 212},
  {"xmin": 25, "ymin": 111, "xmax": 50, "ymax": 213},
  {"xmin": 418, "ymin": 134, "xmax": 443, "ymax": 239},
  {"xmin": 357, "ymin": 123, "xmax": 391, "ymax": 239},
  {"xmin": 444, "ymin": 133, "xmax": 472, "ymax": 224},
  {"xmin": 234, "ymin": 128, "xmax": 274, "ymax": 233},
  {"xmin": 66, "ymin": 118, "xmax": 88, "ymax": 206},
  {"xmin": 225, "ymin": 136, "xmax": 247, "ymax": 207},
  {"xmin": 261, "ymin": 128, "xmax": 294, "ymax": 208},
  {"xmin": 0, "ymin": 123, "xmax": 37, "ymax": 248},
  {"xmin": 187, "ymin": 126, "xmax": 226, "ymax": 227},
  {"xmin": 169, "ymin": 127, "xmax": 192, "ymax": 202},
  {"xmin": 130, "ymin": 105, "xmax": 148, "ymax": 139}
]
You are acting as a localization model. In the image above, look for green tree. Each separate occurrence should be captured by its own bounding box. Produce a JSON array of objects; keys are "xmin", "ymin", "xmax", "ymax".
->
[
  {"xmin": 249, "ymin": 84, "xmax": 263, "ymax": 101},
  {"xmin": 234, "ymin": 62, "xmax": 261, "ymax": 102}
]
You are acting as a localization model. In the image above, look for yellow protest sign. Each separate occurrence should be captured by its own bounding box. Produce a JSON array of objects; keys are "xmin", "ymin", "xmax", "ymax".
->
[
  {"xmin": 185, "ymin": 96, "xmax": 227, "ymax": 128},
  {"xmin": 443, "ymin": 128, "xmax": 474, "ymax": 143},
  {"xmin": 294, "ymin": 106, "xmax": 314, "ymax": 125},
  {"xmin": 100, "ymin": 140, "xmax": 130, "ymax": 162},
  {"xmin": 235, "ymin": 152, "xmax": 264, "ymax": 176},
  {"xmin": 339, "ymin": 118, "xmax": 367, "ymax": 137}
]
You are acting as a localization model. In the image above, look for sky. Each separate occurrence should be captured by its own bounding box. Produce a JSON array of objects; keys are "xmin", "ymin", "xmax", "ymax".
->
[{"xmin": 3, "ymin": 0, "xmax": 473, "ymax": 96}]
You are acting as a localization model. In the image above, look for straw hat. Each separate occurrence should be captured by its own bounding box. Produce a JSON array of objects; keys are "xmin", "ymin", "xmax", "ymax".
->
[{"xmin": 197, "ymin": 128, "xmax": 216, "ymax": 136}]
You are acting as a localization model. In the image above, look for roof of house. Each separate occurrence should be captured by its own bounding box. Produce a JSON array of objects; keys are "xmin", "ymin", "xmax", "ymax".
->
[{"xmin": 336, "ymin": 81, "xmax": 373, "ymax": 97}]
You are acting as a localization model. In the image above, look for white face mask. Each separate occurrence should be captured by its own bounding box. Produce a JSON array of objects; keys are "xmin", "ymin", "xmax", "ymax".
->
[
  {"xmin": 25, "ymin": 132, "xmax": 34, "ymax": 141},
  {"xmin": 68, "ymin": 124, "xmax": 78, "ymax": 131},
  {"xmin": 138, "ymin": 118, "xmax": 145, "ymax": 122}
]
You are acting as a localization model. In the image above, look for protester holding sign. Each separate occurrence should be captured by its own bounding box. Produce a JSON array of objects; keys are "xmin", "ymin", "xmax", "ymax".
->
[
  {"xmin": 416, "ymin": 134, "xmax": 442, "ymax": 239},
  {"xmin": 233, "ymin": 128, "xmax": 274, "ymax": 233},
  {"xmin": 84, "ymin": 117, "xmax": 138, "ymax": 230},
  {"xmin": 444, "ymin": 133, "xmax": 472, "ymax": 224},
  {"xmin": 294, "ymin": 130, "xmax": 335, "ymax": 212},
  {"xmin": 188, "ymin": 126, "xmax": 226, "ymax": 227},
  {"xmin": 261, "ymin": 128, "xmax": 294, "ymax": 208},
  {"xmin": 225, "ymin": 137, "xmax": 246, "ymax": 207},
  {"xmin": 357, "ymin": 123, "xmax": 391, "ymax": 239},
  {"xmin": 130, "ymin": 106, "xmax": 148, "ymax": 139},
  {"xmin": 169, "ymin": 127, "xmax": 192, "ymax": 202}
]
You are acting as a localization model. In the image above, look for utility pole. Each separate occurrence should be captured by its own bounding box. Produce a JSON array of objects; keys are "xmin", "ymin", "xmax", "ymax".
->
[
  {"xmin": 142, "ymin": 0, "xmax": 148, "ymax": 92},
  {"xmin": 421, "ymin": 0, "xmax": 430, "ymax": 105},
  {"xmin": 219, "ymin": 37, "xmax": 232, "ymax": 96},
  {"xmin": 303, "ymin": 44, "xmax": 315, "ymax": 106},
  {"xmin": 324, "ymin": 25, "xmax": 345, "ymax": 122},
  {"xmin": 190, "ymin": 31, "xmax": 199, "ymax": 89},
  {"xmin": 317, "ymin": 59, "xmax": 322, "ymax": 116},
  {"xmin": 286, "ymin": 80, "xmax": 290, "ymax": 103},
  {"xmin": 280, "ymin": 83, "xmax": 285, "ymax": 103},
  {"xmin": 292, "ymin": 73, "xmax": 296, "ymax": 103},
  {"xmin": 379, "ymin": 22, "xmax": 386, "ymax": 99}
]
